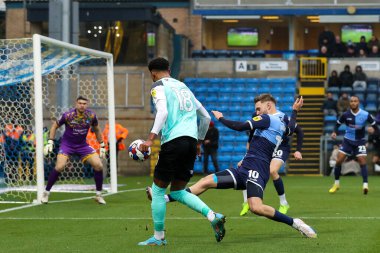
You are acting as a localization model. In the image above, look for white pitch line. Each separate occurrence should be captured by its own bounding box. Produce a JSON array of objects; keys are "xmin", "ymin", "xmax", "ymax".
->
[
  {"xmin": 0, "ymin": 188, "xmax": 146, "ymax": 214},
  {"xmin": 0, "ymin": 216, "xmax": 380, "ymax": 220}
]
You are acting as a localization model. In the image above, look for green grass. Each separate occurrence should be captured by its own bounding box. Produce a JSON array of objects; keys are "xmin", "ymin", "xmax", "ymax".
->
[
  {"xmin": 1, "ymin": 175, "xmax": 380, "ymax": 252},
  {"xmin": 227, "ymin": 33, "xmax": 258, "ymax": 46}
]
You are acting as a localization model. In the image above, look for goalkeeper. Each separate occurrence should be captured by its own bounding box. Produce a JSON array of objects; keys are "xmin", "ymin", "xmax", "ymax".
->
[{"xmin": 42, "ymin": 96, "xmax": 107, "ymax": 204}]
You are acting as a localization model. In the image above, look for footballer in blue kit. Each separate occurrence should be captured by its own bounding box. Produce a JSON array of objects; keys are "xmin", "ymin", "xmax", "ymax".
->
[
  {"xmin": 329, "ymin": 95, "xmax": 378, "ymax": 194},
  {"xmin": 239, "ymin": 108, "xmax": 304, "ymax": 216},
  {"xmin": 147, "ymin": 94, "xmax": 317, "ymax": 238}
]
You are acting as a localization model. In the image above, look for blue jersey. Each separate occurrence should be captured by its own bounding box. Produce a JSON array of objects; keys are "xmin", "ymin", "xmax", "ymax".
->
[
  {"xmin": 337, "ymin": 109, "xmax": 375, "ymax": 142},
  {"xmin": 244, "ymin": 114, "xmax": 285, "ymax": 165},
  {"xmin": 273, "ymin": 111, "xmax": 291, "ymax": 149}
]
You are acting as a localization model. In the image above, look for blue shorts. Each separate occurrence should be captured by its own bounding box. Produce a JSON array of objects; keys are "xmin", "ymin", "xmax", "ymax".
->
[
  {"xmin": 340, "ymin": 138, "xmax": 367, "ymax": 157},
  {"xmin": 272, "ymin": 147, "xmax": 290, "ymax": 163},
  {"xmin": 215, "ymin": 157, "xmax": 270, "ymax": 199}
]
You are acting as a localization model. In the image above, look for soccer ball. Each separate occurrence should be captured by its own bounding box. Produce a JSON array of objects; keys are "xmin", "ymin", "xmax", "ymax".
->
[{"xmin": 128, "ymin": 139, "xmax": 151, "ymax": 162}]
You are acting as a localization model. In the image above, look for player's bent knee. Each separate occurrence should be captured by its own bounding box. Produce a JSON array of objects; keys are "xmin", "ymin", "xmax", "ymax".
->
[
  {"xmin": 92, "ymin": 162, "xmax": 103, "ymax": 171},
  {"xmin": 249, "ymin": 204, "xmax": 264, "ymax": 216}
]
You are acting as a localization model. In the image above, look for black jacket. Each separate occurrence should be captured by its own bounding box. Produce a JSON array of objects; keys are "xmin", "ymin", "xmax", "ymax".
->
[{"xmin": 203, "ymin": 127, "xmax": 219, "ymax": 149}]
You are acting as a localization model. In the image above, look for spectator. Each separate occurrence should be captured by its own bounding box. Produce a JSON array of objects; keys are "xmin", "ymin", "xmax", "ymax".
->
[
  {"xmin": 328, "ymin": 70, "xmax": 341, "ymax": 88},
  {"xmin": 368, "ymin": 45, "xmax": 380, "ymax": 57},
  {"xmin": 358, "ymin": 48, "xmax": 367, "ymax": 58},
  {"xmin": 318, "ymin": 45, "xmax": 330, "ymax": 57},
  {"xmin": 353, "ymin": 65, "xmax": 367, "ymax": 89},
  {"xmin": 333, "ymin": 35, "xmax": 347, "ymax": 58},
  {"xmin": 345, "ymin": 45, "xmax": 356, "ymax": 58},
  {"xmin": 318, "ymin": 27, "xmax": 335, "ymax": 52},
  {"xmin": 337, "ymin": 92, "xmax": 350, "ymax": 114},
  {"xmin": 203, "ymin": 121, "xmax": 219, "ymax": 174},
  {"xmin": 367, "ymin": 35, "xmax": 379, "ymax": 51},
  {"xmin": 357, "ymin": 36, "xmax": 368, "ymax": 54},
  {"xmin": 339, "ymin": 65, "xmax": 354, "ymax": 88},
  {"xmin": 322, "ymin": 92, "xmax": 338, "ymax": 116}
]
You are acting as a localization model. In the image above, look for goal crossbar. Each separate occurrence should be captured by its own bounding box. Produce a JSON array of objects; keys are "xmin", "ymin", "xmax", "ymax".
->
[{"xmin": 32, "ymin": 34, "xmax": 117, "ymax": 203}]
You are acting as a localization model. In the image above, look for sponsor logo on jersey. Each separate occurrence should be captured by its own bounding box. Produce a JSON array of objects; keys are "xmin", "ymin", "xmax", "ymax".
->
[
  {"xmin": 151, "ymin": 89, "xmax": 157, "ymax": 98},
  {"xmin": 252, "ymin": 116, "xmax": 262, "ymax": 121}
]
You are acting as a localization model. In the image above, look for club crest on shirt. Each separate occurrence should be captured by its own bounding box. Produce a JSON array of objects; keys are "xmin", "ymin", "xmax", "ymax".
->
[
  {"xmin": 151, "ymin": 89, "xmax": 157, "ymax": 98},
  {"xmin": 252, "ymin": 116, "xmax": 262, "ymax": 121}
]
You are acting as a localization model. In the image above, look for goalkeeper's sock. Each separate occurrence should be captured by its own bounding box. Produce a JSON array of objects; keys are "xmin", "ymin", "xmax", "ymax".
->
[
  {"xmin": 94, "ymin": 170, "xmax": 103, "ymax": 192},
  {"xmin": 170, "ymin": 189, "xmax": 212, "ymax": 218},
  {"xmin": 46, "ymin": 169, "xmax": 60, "ymax": 191},
  {"xmin": 151, "ymin": 183, "xmax": 167, "ymax": 233}
]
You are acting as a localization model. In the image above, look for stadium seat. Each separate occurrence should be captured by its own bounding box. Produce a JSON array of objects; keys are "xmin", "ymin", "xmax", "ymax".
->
[
  {"xmin": 230, "ymin": 50, "xmax": 243, "ymax": 58},
  {"xmin": 215, "ymin": 50, "xmax": 230, "ymax": 58},
  {"xmin": 324, "ymin": 124, "xmax": 334, "ymax": 133},
  {"xmin": 246, "ymin": 78, "xmax": 259, "ymax": 87},
  {"xmin": 221, "ymin": 78, "xmax": 234, "ymax": 87},
  {"xmin": 324, "ymin": 115, "xmax": 337, "ymax": 122},
  {"xmin": 365, "ymin": 103, "xmax": 377, "ymax": 113},
  {"xmin": 327, "ymin": 87, "xmax": 340, "ymax": 94},
  {"xmin": 366, "ymin": 93, "xmax": 377, "ymax": 103},
  {"xmin": 353, "ymin": 93, "xmax": 365, "ymax": 101},
  {"xmin": 353, "ymin": 86, "xmax": 366, "ymax": 94},
  {"xmin": 204, "ymin": 50, "xmax": 216, "ymax": 58},
  {"xmin": 367, "ymin": 83, "xmax": 378, "ymax": 92},
  {"xmin": 234, "ymin": 78, "xmax": 246, "ymax": 86},
  {"xmin": 191, "ymin": 50, "xmax": 203, "ymax": 58},
  {"xmin": 271, "ymin": 86, "xmax": 283, "ymax": 95},
  {"xmin": 259, "ymin": 79, "xmax": 272, "ymax": 87},
  {"xmin": 340, "ymin": 87, "xmax": 352, "ymax": 94}
]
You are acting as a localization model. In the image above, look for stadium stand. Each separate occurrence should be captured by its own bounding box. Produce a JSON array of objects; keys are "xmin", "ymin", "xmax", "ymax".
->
[{"xmin": 185, "ymin": 77, "xmax": 297, "ymax": 173}]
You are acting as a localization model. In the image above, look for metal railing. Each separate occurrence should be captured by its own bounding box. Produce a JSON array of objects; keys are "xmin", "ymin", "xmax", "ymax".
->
[
  {"xmin": 299, "ymin": 57, "xmax": 327, "ymax": 80},
  {"xmin": 194, "ymin": 0, "xmax": 380, "ymax": 7}
]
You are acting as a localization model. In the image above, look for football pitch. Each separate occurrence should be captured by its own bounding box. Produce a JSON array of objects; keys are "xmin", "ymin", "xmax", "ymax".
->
[{"xmin": 0, "ymin": 175, "xmax": 380, "ymax": 253}]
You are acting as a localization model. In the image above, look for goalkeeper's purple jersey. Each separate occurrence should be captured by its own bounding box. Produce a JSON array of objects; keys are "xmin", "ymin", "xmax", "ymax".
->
[{"xmin": 57, "ymin": 108, "xmax": 98, "ymax": 146}]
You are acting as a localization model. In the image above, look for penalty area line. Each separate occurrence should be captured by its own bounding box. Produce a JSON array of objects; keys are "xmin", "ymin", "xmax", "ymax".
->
[
  {"xmin": 1, "ymin": 216, "xmax": 380, "ymax": 221},
  {"xmin": 0, "ymin": 187, "xmax": 146, "ymax": 214}
]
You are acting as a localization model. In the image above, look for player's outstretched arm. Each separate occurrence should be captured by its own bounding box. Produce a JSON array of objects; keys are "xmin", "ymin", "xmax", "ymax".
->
[
  {"xmin": 293, "ymin": 125, "xmax": 304, "ymax": 160},
  {"xmin": 212, "ymin": 110, "xmax": 267, "ymax": 131}
]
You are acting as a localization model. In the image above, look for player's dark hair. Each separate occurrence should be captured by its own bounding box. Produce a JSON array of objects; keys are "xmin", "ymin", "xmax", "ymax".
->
[
  {"xmin": 76, "ymin": 96, "xmax": 88, "ymax": 102},
  {"xmin": 254, "ymin": 93, "xmax": 277, "ymax": 105},
  {"xmin": 148, "ymin": 57, "xmax": 170, "ymax": 72},
  {"xmin": 350, "ymin": 95, "xmax": 360, "ymax": 101}
]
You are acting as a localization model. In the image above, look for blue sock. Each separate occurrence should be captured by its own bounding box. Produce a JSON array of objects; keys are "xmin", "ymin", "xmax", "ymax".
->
[
  {"xmin": 360, "ymin": 165, "xmax": 368, "ymax": 183},
  {"xmin": 273, "ymin": 177, "xmax": 285, "ymax": 196},
  {"xmin": 151, "ymin": 183, "xmax": 166, "ymax": 231},
  {"xmin": 270, "ymin": 210, "xmax": 293, "ymax": 226},
  {"xmin": 170, "ymin": 189, "xmax": 211, "ymax": 217},
  {"xmin": 334, "ymin": 165, "xmax": 341, "ymax": 180}
]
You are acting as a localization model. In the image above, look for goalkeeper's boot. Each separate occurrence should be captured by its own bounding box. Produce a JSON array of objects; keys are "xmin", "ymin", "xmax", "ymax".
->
[
  {"xmin": 146, "ymin": 186, "xmax": 152, "ymax": 201},
  {"xmin": 41, "ymin": 191, "xmax": 49, "ymax": 204},
  {"xmin": 138, "ymin": 236, "xmax": 167, "ymax": 246},
  {"xmin": 328, "ymin": 184, "xmax": 340, "ymax": 193},
  {"xmin": 278, "ymin": 204, "xmax": 290, "ymax": 214},
  {"xmin": 292, "ymin": 218, "xmax": 317, "ymax": 238},
  {"xmin": 211, "ymin": 213, "xmax": 226, "ymax": 242},
  {"xmin": 240, "ymin": 202, "xmax": 250, "ymax": 216},
  {"xmin": 95, "ymin": 194, "xmax": 106, "ymax": 205}
]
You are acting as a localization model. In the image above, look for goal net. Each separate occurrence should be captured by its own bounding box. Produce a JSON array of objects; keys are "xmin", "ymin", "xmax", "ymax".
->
[{"xmin": 0, "ymin": 35, "xmax": 117, "ymax": 203}]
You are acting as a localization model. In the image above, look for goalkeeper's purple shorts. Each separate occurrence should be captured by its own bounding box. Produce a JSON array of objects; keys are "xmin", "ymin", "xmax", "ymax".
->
[{"xmin": 59, "ymin": 142, "xmax": 96, "ymax": 162}]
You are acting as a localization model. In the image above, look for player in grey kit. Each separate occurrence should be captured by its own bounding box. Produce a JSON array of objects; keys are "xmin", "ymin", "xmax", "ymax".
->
[{"xmin": 42, "ymin": 96, "xmax": 107, "ymax": 204}]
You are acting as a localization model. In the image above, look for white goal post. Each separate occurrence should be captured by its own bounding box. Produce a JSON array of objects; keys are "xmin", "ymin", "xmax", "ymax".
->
[
  {"xmin": 33, "ymin": 34, "xmax": 117, "ymax": 203},
  {"xmin": 0, "ymin": 34, "xmax": 117, "ymax": 203}
]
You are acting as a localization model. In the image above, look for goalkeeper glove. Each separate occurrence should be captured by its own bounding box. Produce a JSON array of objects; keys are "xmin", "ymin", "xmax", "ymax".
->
[
  {"xmin": 43, "ymin": 139, "xmax": 54, "ymax": 156},
  {"xmin": 99, "ymin": 142, "xmax": 106, "ymax": 159}
]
